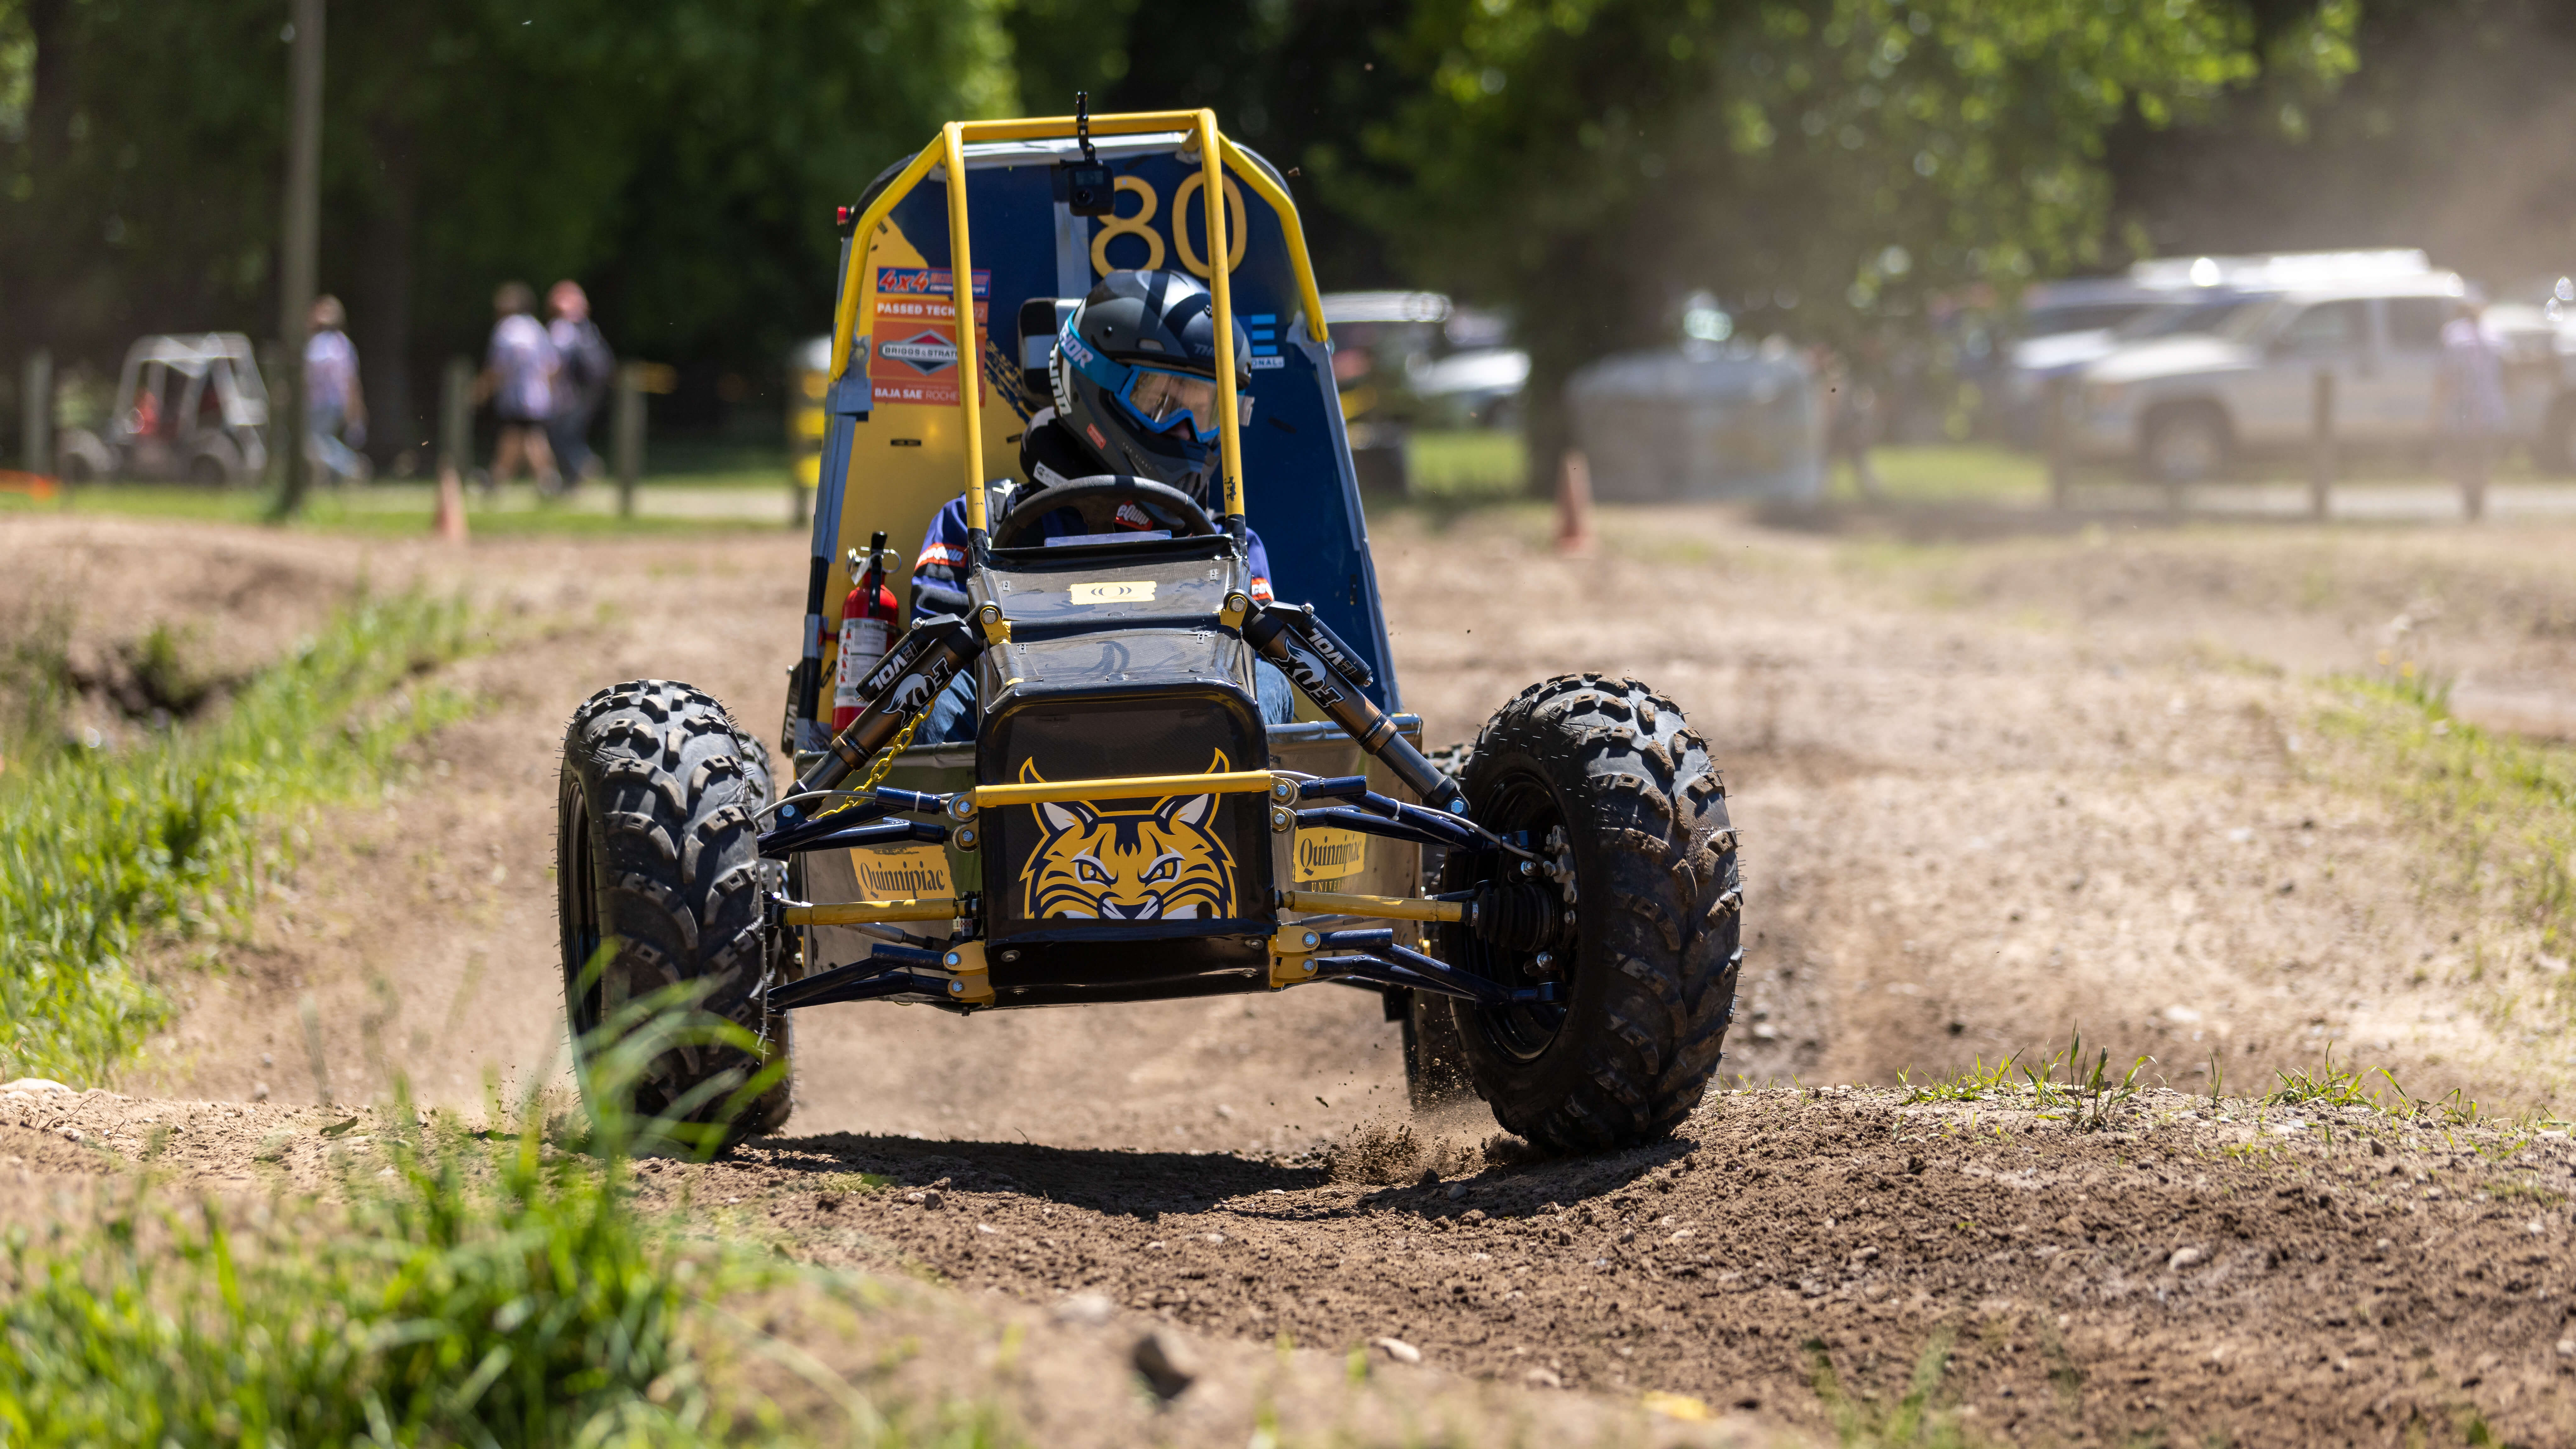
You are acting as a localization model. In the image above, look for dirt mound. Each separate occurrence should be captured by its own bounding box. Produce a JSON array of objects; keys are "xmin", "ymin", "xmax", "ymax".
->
[
  {"xmin": 15, "ymin": 1080, "xmax": 2571, "ymax": 1447},
  {"xmin": 724, "ymin": 1085, "xmax": 2576, "ymax": 1448},
  {"xmin": 12, "ymin": 508, "xmax": 2576, "ymax": 1443}
]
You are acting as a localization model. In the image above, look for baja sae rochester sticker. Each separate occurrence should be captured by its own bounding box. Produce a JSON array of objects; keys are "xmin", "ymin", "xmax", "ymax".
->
[{"xmin": 868, "ymin": 267, "xmax": 990, "ymax": 407}]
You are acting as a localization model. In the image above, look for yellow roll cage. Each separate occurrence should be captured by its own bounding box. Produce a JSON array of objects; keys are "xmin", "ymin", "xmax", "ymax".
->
[
  {"xmin": 825, "ymin": 109, "xmax": 1332, "ymax": 536},
  {"xmin": 798, "ymin": 114, "xmax": 1476, "ymax": 974}
]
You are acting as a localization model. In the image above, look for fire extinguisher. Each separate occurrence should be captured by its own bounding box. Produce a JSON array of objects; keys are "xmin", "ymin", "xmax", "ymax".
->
[{"xmin": 831, "ymin": 531, "xmax": 900, "ymax": 734}]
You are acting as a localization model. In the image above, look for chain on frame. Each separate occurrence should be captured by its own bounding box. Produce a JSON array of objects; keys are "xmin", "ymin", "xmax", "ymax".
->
[{"xmin": 855, "ymin": 707, "xmax": 926, "ymax": 795}]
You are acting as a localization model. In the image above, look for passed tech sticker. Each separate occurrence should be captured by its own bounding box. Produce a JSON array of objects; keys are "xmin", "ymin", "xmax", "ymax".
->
[
  {"xmin": 1293, "ymin": 825, "xmax": 1368, "ymax": 884},
  {"xmin": 1068, "ymin": 580, "xmax": 1155, "ymax": 605},
  {"xmin": 849, "ymin": 842, "xmax": 955, "ymax": 898}
]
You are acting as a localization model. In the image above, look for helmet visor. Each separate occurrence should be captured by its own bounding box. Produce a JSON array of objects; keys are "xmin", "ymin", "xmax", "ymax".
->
[{"xmin": 1119, "ymin": 365, "xmax": 1253, "ymax": 442}]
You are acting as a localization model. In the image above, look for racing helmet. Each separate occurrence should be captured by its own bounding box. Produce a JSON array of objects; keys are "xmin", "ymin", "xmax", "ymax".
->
[{"xmin": 1050, "ymin": 269, "xmax": 1253, "ymax": 497}]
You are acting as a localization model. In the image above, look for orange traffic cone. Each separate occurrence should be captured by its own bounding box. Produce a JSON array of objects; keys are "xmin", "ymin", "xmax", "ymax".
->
[
  {"xmin": 1554, "ymin": 449, "xmax": 1596, "ymax": 556},
  {"xmin": 433, "ymin": 465, "xmax": 470, "ymax": 544}
]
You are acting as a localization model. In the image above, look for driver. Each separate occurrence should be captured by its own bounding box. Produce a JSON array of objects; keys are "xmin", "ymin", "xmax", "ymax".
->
[{"xmin": 911, "ymin": 268, "xmax": 1294, "ymax": 741}]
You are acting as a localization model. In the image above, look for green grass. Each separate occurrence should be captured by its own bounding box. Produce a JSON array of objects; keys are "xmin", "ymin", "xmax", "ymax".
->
[
  {"xmin": 0, "ymin": 591, "xmax": 476, "ymax": 1085},
  {"xmin": 1405, "ymin": 429, "xmax": 1528, "ymax": 501},
  {"xmin": 2320, "ymin": 671, "xmax": 2576, "ymax": 953},
  {"xmin": 1806, "ymin": 1325, "xmax": 1994, "ymax": 1448},
  {"xmin": 1900, "ymin": 1030, "xmax": 2149, "ymax": 1131},
  {"xmin": 0, "ymin": 995, "xmax": 850, "ymax": 1448},
  {"xmin": 0, "ymin": 484, "xmax": 803, "ymax": 537},
  {"xmin": 1897, "ymin": 1055, "xmax": 2023, "ymax": 1104},
  {"xmin": 1844, "ymin": 445, "xmax": 2049, "ymax": 507}
]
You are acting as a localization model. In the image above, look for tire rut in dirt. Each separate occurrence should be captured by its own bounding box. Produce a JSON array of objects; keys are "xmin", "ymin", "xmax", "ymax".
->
[
  {"xmin": 1437, "ymin": 673, "xmax": 1740, "ymax": 1152},
  {"xmin": 558, "ymin": 679, "xmax": 789, "ymax": 1141}
]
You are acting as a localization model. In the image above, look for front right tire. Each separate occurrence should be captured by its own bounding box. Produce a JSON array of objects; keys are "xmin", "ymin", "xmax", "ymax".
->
[{"xmin": 1433, "ymin": 674, "xmax": 1740, "ymax": 1152}]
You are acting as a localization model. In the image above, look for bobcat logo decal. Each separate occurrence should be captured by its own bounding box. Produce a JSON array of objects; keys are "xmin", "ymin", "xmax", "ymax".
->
[{"xmin": 1019, "ymin": 752, "xmax": 1237, "ymax": 921}]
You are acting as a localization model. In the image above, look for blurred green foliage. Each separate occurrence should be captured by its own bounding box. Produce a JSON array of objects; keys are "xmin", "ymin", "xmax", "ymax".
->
[
  {"xmin": 0, "ymin": 0, "xmax": 1019, "ymax": 441},
  {"xmin": 0, "ymin": 590, "xmax": 474, "ymax": 1085},
  {"xmin": 1331, "ymin": 0, "xmax": 2359, "ymax": 460},
  {"xmin": 0, "ymin": 992, "xmax": 805, "ymax": 1446},
  {"xmin": 0, "ymin": 0, "xmax": 2407, "ymax": 469}
]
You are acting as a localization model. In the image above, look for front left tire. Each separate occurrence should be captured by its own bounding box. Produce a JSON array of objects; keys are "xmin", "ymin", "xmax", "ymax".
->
[{"xmin": 558, "ymin": 679, "xmax": 791, "ymax": 1146}]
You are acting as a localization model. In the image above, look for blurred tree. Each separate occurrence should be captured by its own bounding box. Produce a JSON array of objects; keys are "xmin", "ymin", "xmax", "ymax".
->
[
  {"xmin": 0, "ymin": 0, "xmax": 1017, "ymax": 458},
  {"xmin": 1000, "ymin": 0, "xmax": 1411, "ymax": 288},
  {"xmin": 2110, "ymin": 0, "xmax": 2576, "ymax": 292},
  {"xmin": 0, "ymin": 0, "xmax": 2419, "ymax": 477},
  {"xmin": 1331, "ymin": 0, "xmax": 2359, "ymax": 471}
]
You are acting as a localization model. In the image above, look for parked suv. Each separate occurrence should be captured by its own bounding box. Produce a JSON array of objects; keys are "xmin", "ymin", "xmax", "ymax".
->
[{"xmin": 2069, "ymin": 272, "xmax": 2547, "ymax": 483}]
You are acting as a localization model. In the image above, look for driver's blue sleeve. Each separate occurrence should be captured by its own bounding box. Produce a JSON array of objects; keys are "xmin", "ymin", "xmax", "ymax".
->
[
  {"xmin": 1243, "ymin": 528, "xmax": 1275, "ymax": 603},
  {"xmin": 909, "ymin": 496, "xmax": 974, "ymax": 621}
]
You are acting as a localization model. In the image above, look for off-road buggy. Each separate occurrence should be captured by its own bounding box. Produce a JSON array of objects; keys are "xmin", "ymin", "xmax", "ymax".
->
[
  {"xmin": 56, "ymin": 333, "xmax": 272, "ymax": 485},
  {"xmin": 557, "ymin": 109, "xmax": 1743, "ymax": 1152}
]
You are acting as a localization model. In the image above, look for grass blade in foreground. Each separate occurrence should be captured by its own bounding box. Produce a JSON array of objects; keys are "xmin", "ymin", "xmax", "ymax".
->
[{"xmin": 0, "ymin": 992, "xmax": 813, "ymax": 1448}]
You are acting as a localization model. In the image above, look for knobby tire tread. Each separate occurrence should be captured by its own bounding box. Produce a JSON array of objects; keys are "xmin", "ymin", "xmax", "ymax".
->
[
  {"xmin": 558, "ymin": 679, "xmax": 791, "ymax": 1144},
  {"xmin": 1443, "ymin": 673, "xmax": 1741, "ymax": 1153}
]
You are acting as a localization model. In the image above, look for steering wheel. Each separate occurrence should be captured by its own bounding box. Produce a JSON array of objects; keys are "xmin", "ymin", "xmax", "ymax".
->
[{"xmin": 990, "ymin": 475, "xmax": 1217, "ymax": 550}]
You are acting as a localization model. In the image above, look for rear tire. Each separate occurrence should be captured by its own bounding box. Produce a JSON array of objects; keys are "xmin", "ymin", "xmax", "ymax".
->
[
  {"xmin": 1434, "ymin": 674, "xmax": 1740, "ymax": 1152},
  {"xmin": 558, "ymin": 680, "xmax": 791, "ymax": 1146}
]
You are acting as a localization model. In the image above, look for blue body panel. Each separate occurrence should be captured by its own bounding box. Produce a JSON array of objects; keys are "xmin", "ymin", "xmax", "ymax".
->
[{"xmin": 803, "ymin": 134, "xmax": 1400, "ymax": 717}]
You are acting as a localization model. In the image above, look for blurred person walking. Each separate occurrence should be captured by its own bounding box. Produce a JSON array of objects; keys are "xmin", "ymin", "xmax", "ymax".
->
[
  {"xmin": 2435, "ymin": 296, "xmax": 2506, "ymax": 521},
  {"xmin": 478, "ymin": 280, "xmax": 560, "ymax": 495},
  {"xmin": 303, "ymin": 294, "xmax": 370, "ymax": 486},
  {"xmin": 545, "ymin": 280, "xmax": 614, "ymax": 485}
]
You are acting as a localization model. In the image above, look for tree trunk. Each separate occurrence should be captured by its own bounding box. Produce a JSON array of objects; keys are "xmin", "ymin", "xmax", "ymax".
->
[
  {"xmin": 6, "ymin": 0, "xmax": 76, "ymax": 355},
  {"xmin": 359, "ymin": 118, "xmax": 420, "ymax": 465}
]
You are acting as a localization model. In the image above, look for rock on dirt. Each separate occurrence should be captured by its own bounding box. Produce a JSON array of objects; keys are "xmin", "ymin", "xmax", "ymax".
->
[{"xmin": 1130, "ymin": 1332, "xmax": 1197, "ymax": 1402}]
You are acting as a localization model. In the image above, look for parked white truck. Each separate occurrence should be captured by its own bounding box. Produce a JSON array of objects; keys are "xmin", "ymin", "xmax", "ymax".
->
[{"xmin": 2068, "ymin": 269, "xmax": 2576, "ymax": 482}]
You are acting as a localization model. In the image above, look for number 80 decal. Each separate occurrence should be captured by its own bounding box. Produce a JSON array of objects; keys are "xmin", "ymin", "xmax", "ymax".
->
[{"xmin": 1089, "ymin": 174, "xmax": 1248, "ymax": 279}]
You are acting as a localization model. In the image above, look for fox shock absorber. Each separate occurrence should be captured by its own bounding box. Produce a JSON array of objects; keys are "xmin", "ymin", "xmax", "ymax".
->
[
  {"xmin": 793, "ymin": 616, "xmax": 985, "ymax": 796},
  {"xmin": 1235, "ymin": 597, "xmax": 1465, "ymax": 813}
]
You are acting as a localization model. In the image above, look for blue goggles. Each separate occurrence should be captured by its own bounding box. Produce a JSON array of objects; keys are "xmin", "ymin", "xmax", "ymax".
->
[{"xmin": 1059, "ymin": 319, "xmax": 1251, "ymax": 443}]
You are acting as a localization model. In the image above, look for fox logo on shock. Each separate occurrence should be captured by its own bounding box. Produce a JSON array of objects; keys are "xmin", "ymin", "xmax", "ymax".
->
[
  {"xmin": 1019, "ymin": 753, "xmax": 1236, "ymax": 921},
  {"xmin": 856, "ymin": 626, "xmax": 955, "ymax": 708},
  {"xmin": 1277, "ymin": 637, "xmax": 1342, "ymax": 707}
]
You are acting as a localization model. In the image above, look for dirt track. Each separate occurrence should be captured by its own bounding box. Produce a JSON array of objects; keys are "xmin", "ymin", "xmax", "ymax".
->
[{"xmin": 6, "ymin": 503, "xmax": 2576, "ymax": 1443}]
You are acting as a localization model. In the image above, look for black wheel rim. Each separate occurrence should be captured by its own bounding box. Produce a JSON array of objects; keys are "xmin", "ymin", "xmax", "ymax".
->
[
  {"xmin": 561, "ymin": 777, "xmax": 605, "ymax": 1046},
  {"xmin": 1449, "ymin": 765, "xmax": 1571, "ymax": 1062}
]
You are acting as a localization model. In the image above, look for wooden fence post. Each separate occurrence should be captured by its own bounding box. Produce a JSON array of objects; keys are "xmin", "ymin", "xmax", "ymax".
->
[
  {"xmin": 22, "ymin": 349, "xmax": 51, "ymax": 481},
  {"xmin": 2046, "ymin": 375, "xmax": 2073, "ymax": 511},
  {"xmin": 2308, "ymin": 368, "xmax": 2334, "ymax": 521},
  {"xmin": 432, "ymin": 355, "xmax": 473, "ymax": 542},
  {"xmin": 614, "ymin": 363, "xmax": 645, "ymax": 520}
]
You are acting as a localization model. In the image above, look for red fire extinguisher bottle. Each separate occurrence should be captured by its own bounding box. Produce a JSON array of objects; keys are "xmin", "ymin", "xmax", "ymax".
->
[{"xmin": 831, "ymin": 532, "xmax": 899, "ymax": 734}]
